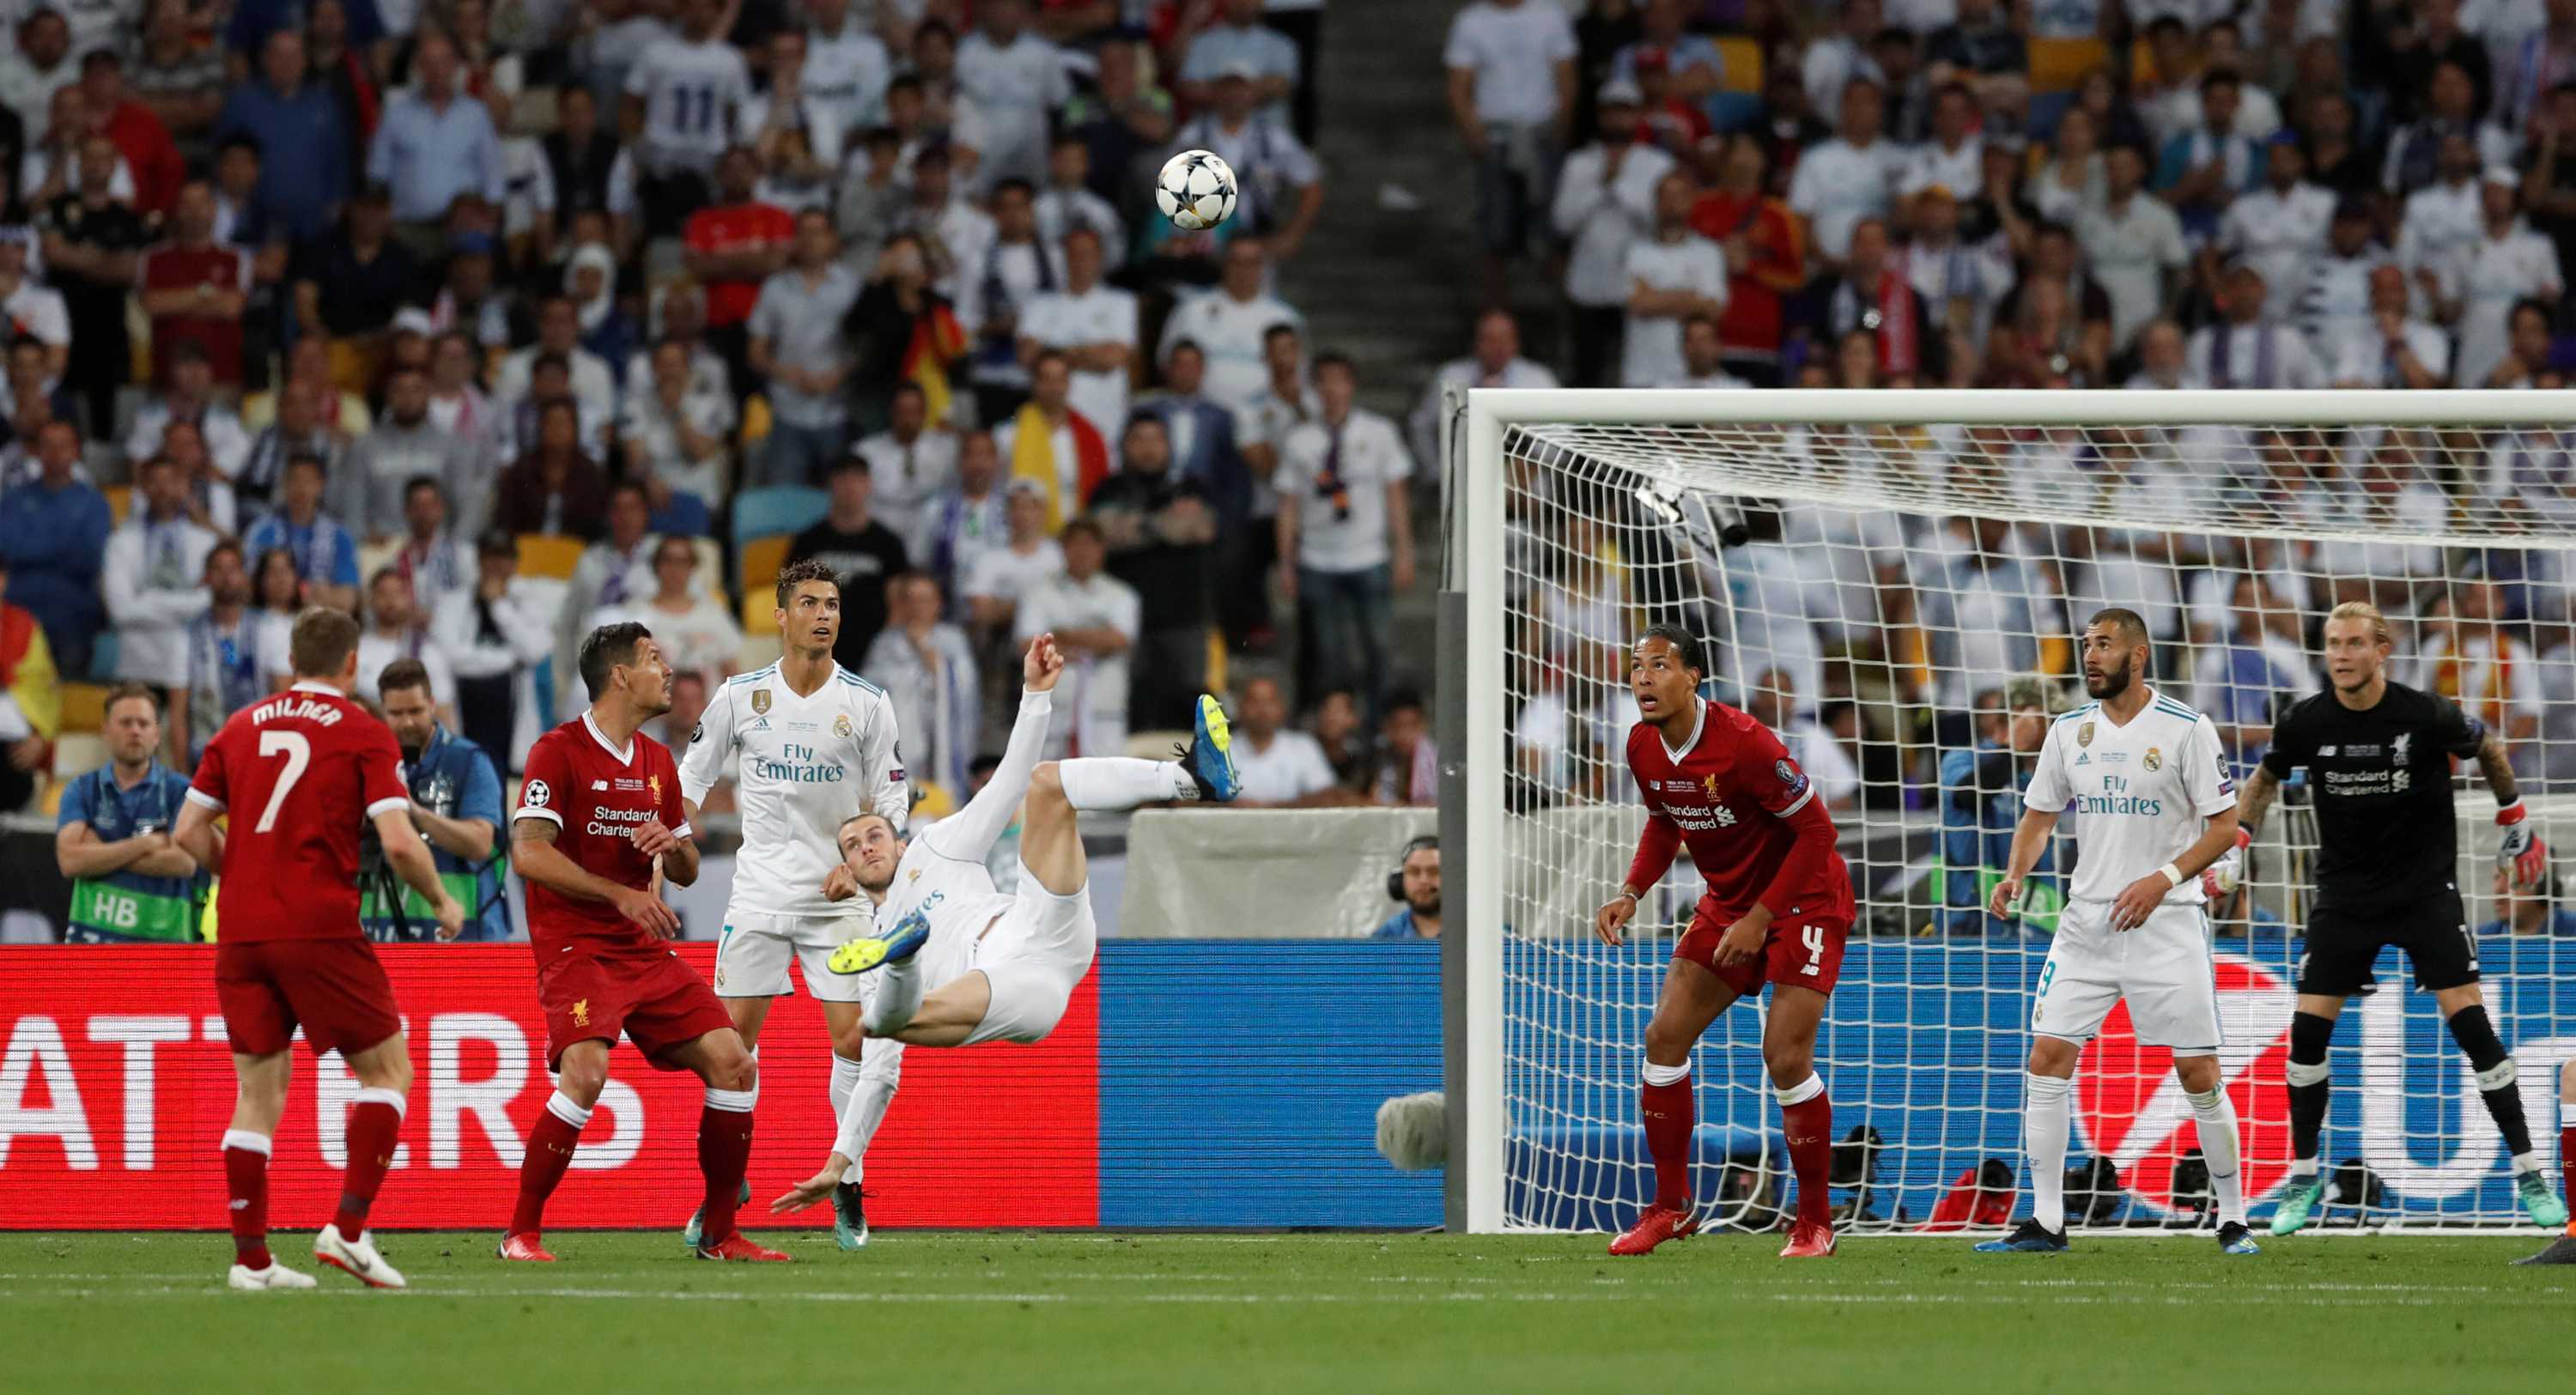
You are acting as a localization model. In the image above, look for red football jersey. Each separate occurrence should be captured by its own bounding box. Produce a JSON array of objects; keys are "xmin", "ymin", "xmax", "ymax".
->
[
  {"xmin": 513, "ymin": 714, "xmax": 690, "ymax": 955},
  {"xmin": 1625, "ymin": 699, "xmax": 1855, "ymax": 925},
  {"xmin": 186, "ymin": 681, "xmax": 410, "ymax": 941},
  {"xmin": 681, "ymin": 201, "xmax": 793, "ymax": 326}
]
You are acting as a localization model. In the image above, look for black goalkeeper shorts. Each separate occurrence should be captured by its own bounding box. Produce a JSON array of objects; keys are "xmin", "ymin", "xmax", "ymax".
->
[{"xmin": 2296, "ymin": 892, "xmax": 2480, "ymax": 998}]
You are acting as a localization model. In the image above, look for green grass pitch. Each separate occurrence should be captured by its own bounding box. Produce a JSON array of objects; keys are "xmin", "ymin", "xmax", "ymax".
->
[{"xmin": 2, "ymin": 1230, "xmax": 2563, "ymax": 1393}]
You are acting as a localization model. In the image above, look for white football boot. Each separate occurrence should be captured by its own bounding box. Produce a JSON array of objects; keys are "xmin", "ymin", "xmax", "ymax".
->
[
  {"xmin": 228, "ymin": 1259, "xmax": 319, "ymax": 1290},
  {"xmin": 313, "ymin": 1224, "xmax": 408, "ymax": 1289}
]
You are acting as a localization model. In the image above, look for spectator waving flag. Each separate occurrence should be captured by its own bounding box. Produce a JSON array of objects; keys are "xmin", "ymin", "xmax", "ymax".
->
[{"xmin": 902, "ymin": 300, "xmax": 970, "ymax": 427}]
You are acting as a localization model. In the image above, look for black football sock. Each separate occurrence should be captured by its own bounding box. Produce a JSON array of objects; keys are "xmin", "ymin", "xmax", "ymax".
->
[{"xmin": 2446, "ymin": 1004, "xmax": 2537, "ymax": 1161}]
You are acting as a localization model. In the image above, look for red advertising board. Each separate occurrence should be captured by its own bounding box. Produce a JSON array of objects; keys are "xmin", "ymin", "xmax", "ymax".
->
[{"xmin": 0, "ymin": 947, "xmax": 1100, "ymax": 1231}]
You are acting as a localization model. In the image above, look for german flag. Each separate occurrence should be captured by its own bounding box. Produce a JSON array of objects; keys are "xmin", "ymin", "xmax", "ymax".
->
[{"xmin": 902, "ymin": 300, "xmax": 969, "ymax": 423}]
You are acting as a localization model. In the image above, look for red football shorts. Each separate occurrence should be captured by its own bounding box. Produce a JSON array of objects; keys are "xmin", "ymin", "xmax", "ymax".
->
[
  {"xmin": 538, "ymin": 944, "xmax": 736, "ymax": 1070},
  {"xmin": 215, "ymin": 937, "xmax": 404, "ymax": 1058},
  {"xmin": 1674, "ymin": 897, "xmax": 1850, "ymax": 998}
]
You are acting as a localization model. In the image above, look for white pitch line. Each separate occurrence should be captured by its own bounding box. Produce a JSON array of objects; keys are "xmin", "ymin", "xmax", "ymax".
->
[{"xmin": 3, "ymin": 1285, "xmax": 2568, "ymax": 1310}]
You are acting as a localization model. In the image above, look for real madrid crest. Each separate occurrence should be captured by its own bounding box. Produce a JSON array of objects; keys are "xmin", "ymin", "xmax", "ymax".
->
[
  {"xmin": 2143, "ymin": 746, "xmax": 2161, "ymax": 772},
  {"xmin": 834, "ymin": 712, "xmax": 854, "ymax": 738},
  {"xmin": 750, "ymin": 688, "xmax": 772, "ymax": 716},
  {"xmin": 2077, "ymin": 721, "xmax": 2094, "ymax": 749}
]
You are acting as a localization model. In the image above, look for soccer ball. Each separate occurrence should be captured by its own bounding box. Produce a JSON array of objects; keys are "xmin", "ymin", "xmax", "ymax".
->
[{"xmin": 1156, "ymin": 149, "xmax": 1238, "ymax": 233}]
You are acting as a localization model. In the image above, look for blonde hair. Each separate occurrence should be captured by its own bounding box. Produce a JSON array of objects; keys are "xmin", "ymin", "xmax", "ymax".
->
[{"xmin": 2327, "ymin": 600, "xmax": 2391, "ymax": 646}]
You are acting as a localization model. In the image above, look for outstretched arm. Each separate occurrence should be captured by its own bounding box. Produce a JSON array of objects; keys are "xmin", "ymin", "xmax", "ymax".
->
[{"xmin": 920, "ymin": 634, "xmax": 1065, "ymax": 864}]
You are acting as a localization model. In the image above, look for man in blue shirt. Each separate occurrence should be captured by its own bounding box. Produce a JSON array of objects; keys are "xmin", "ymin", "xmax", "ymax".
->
[
  {"xmin": 1371, "ymin": 834, "xmax": 1442, "ymax": 939},
  {"xmin": 241, "ymin": 453, "xmax": 361, "ymax": 609},
  {"xmin": 364, "ymin": 658, "xmax": 508, "ymax": 940},
  {"xmin": 366, "ymin": 29, "xmax": 504, "ymax": 254},
  {"xmin": 212, "ymin": 30, "xmax": 351, "ymax": 246},
  {"xmin": 1937, "ymin": 678, "xmax": 2061, "ymax": 936},
  {"xmin": 0, "ymin": 418, "xmax": 112, "ymax": 677},
  {"xmin": 54, "ymin": 683, "xmax": 205, "ymax": 943}
]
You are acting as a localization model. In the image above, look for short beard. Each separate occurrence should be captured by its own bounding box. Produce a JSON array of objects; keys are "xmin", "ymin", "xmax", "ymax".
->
[
  {"xmin": 2086, "ymin": 661, "xmax": 2133, "ymax": 700},
  {"xmin": 857, "ymin": 866, "xmax": 895, "ymax": 895},
  {"xmin": 1409, "ymin": 895, "xmax": 1441, "ymax": 918}
]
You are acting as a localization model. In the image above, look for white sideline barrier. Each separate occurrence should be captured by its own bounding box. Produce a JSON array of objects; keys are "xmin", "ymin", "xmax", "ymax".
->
[{"xmin": 1120, "ymin": 807, "xmax": 1437, "ymax": 938}]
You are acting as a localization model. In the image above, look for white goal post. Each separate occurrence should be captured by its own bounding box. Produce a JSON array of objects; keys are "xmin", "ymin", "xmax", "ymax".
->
[{"xmin": 1447, "ymin": 388, "xmax": 2576, "ymax": 1235}]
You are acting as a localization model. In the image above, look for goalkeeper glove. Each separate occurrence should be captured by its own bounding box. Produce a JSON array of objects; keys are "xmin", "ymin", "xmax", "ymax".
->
[
  {"xmin": 2201, "ymin": 825, "xmax": 2250, "ymax": 901},
  {"xmin": 2498, "ymin": 800, "xmax": 2549, "ymax": 889}
]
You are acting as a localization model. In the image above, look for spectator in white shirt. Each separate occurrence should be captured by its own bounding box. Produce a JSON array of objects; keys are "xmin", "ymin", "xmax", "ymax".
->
[
  {"xmin": 2186, "ymin": 261, "xmax": 2328, "ymax": 386},
  {"xmin": 433, "ymin": 531, "xmax": 555, "ymax": 772},
  {"xmin": 1552, "ymin": 80, "xmax": 1671, "ymax": 386},
  {"xmin": 1159, "ymin": 236, "xmax": 1303, "ymax": 410},
  {"xmin": 1170, "ymin": 63, "xmax": 1327, "ymax": 259},
  {"xmin": 1663, "ymin": 313, "xmax": 1754, "ymax": 388},
  {"xmin": 2447, "ymin": 166, "xmax": 2566, "ymax": 387},
  {"xmin": 1178, "ymin": 0, "xmax": 1301, "ymax": 118},
  {"xmin": 856, "ymin": 382, "xmax": 963, "ymax": 555},
  {"xmin": 1278, "ymin": 354, "xmax": 1413, "ymax": 724},
  {"xmin": 388, "ymin": 476, "xmax": 475, "ymax": 617},
  {"xmin": 494, "ymin": 293, "xmax": 621, "ymax": 428},
  {"xmin": 1018, "ymin": 227, "xmax": 1140, "ymax": 440},
  {"xmin": 1803, "ymin": 0, "xmax": 1888, "ymax": 119},
  {"xmin": 952, "ymin": 0, "xmax": 1069, "ymax": 192},
  {"xmin": 103, "ymin": 453, "xmax": 216, "ymax": 689},
  {"xmin": 2079, "ymin": 142, "xmax": 2191, "ymax": 350},
  {"xmin": 1901, "ymin": 82, "xmax": 1985, "ymax": 198},
  {"xmin": 1622, "ymin": 172, "xmax": 1728, "ymax": 387},
  {"xmin": 747, "ymin": 209, "xmax": 863, "ymax": 488},
  {"xmin": 618, "ymin": 337, "xmax": 733, "ymax": 523},
  {"xmin": 1033, "ymin": 133, "xmax": 1125, "ymax": 258},
  {"xmin": 1015, "ymin": 516, "xmax": 1140, "ymax": 759},
  {"xmin": 863, "ymin": 567, "xmax": 980, "ymax": 798},
  {"xmin": 2333, "ymin": 262, "xmax": 2455, "ymax": 386},
  {"xmin": 802, "ymin": 0, "xmax": 893, "ymax": 138},
  {"xmin": 588, "ymin": 533, "xmax": 740, "ymax": 690},
  {"xmin": 963, "ymin": 479, "xmax": 1064, "ymax": 643},
  {"xmin": 356, "ymin": 567, "xmax": 457, "ymax": 724},
  {"xmin": 2397, "ymin": 134, "xmax": 2488, "ymax": 308},
  {"xmin": 2215, "ymin": 131, "xmax": 2334, "ymax": 316},
  {"xmin": 124, "ymin": 342, "xmax": 251, "ymax": 480},
  {"xmin": 1444, "ymin": 0, "xmax": 1578, "ymax": 306},
  {"xmin": 1788, "ymin": 77, "xmax": 1905, "ymax": 264},
  {"xmin": 1409, "ymin": 308, "xmax": 1560, "ymax": 472},
  {"xmin": 1228, "ymin": 673, "xmax": 1348, "ymax": 806}
]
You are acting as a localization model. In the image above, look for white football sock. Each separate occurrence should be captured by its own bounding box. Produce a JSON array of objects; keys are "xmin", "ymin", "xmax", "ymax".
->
[
  {"xmin": 2026, "ymin": 1072, "xmax": 2074, "ymax": 1232},
  {"xmin": 865, "ymin": 953, "xmax": 926, "ymax": 1039},
  {"xmin": 1057, "ymin": 757, "xmax": 1194, "ymax": 810},
  {"xmin": 835, "ymin": 1043, "xmax": 905, "ymax": 1181},
  {"xmin": 829, "ymin": 1051, "xmax": 863, "ymax": 1135},
  {"xmin": 2185, "ymin": 1085, "xmax": 2245, "ymax": 1225}
]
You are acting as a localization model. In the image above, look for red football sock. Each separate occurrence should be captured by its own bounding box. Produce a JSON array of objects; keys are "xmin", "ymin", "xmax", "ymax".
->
[
  {"xmin": 697, "ymin": 1089, "xmax": 756, "ymax": 1246},
  {"xmin": 1779, "ymin": 1077, "xmax": 1835, "ymax": 1226},
  {"xmin": 332, "ymin": 1090, "xmax": 405, "ymax": 1237},
  {"xmin": 511, "ymin": 1094, "xmax": 591, "ymax": 1236},
  {"xmin": 1641, "ymin": 1070, "xmax": 1694, "ymax": 1211},
  {"xmin": 222, "ymin": 1130, "xmax": 271, "ymax": 1270}
]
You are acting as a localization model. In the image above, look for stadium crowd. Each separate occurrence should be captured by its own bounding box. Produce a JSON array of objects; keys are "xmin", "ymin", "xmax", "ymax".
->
[
  {"xmin": 0, "ymin": 0, "xmax": 1446, "ymax": 912},
  {"xmin": 1447, "ymin": 0, "xmax": 2576, "ymax": 935}
]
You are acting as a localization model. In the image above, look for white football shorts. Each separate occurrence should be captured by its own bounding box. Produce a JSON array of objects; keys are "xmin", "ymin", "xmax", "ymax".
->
[
  {"xmin": 2030, "ymin": 899, "xmax": 2221, "ymax": 1053},
  {"xmin": 960, "ymin": 874, "xmax": 1098, "ymax": 1046},
  {"xmin": 714, "ymin": 908, "xmax": 878, "ymax": 1003}
]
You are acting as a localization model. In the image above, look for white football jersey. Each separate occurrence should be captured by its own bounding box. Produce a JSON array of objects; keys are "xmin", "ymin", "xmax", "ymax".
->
[
  {"xmin": 624, "ymin": 37, "xmax": 752, "ymax": 173},
  {"xmin": 2023, "ymin": 686, "xmax": 2236, "ymax": 906},
  {"xmin": 876, "ymin": 690, "xmax": 1054, "ymax": 957},
  {"xmin": 680, "ymin": 663, "xmax": 908, "ymax": 918}
]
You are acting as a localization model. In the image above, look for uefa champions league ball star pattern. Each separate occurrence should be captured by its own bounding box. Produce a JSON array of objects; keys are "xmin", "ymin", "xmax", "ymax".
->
[{"xmin": 1157, "ymin": 149, "xmax": 1238, "ymax": 232}]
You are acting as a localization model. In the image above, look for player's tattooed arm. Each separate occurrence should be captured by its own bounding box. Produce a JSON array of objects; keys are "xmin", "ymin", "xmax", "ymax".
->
[
  {"xmin": 514, "ymin": 818, "xmax": 560, "ymax": 845},
  {"xmin": 2236, "ymin": 765, "xmax": 2279, "ymax": 834},
  {"xmin": 2476, "ymin": 730, "xmax": 2522, "ymax": 806}
]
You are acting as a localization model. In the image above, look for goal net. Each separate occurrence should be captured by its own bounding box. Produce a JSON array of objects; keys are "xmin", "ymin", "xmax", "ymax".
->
[{"xmin": 1450, "ymin": 388, "xmax": 2576, "ymax": 1235}]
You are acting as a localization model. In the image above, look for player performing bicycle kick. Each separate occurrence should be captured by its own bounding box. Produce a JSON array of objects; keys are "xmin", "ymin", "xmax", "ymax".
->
[{"xmin": 767, "ymin": 634, "xmax": 1240, "ymax": 1213}]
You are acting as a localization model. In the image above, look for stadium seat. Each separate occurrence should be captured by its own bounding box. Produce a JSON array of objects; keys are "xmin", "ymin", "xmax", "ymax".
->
[
  {"xmin": 738, "ymin": 534, "xmax": 794, "ymax": 634},
  {"xmin": 2030, "ymin": 37, "xmax": 2107, "ymax": 94},
  {"xmin": 516, "ymin": 533, "xmax": 586, "ymax": 581},
  {"xmin": 741, "ymin": 393, "xmax": 773, "ymax": 445},
  {"xmin": 104, "ymin": 484, "xmax": 130, "ymax": 525},
  {"xmin": 52, "ymin": 731, "xmax": 105, "ymax": 780},
  {"xmin": 58, "ymin": 682, "xmax": 107, "ymax": 734},
  {"xmin": 729, "ymin": 486, "xmax": 829, "ymax": 553},
  {"xmin": 691, "ymin": 537, "xmax": 723, "ymax": 597},
  {"xmin": 1714, "ymin": 35, "xmax": 1762, "ymax": 94},
  {"xmin": 356, "ymin": 540, "xmax": 398, "ymax": 589}
]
